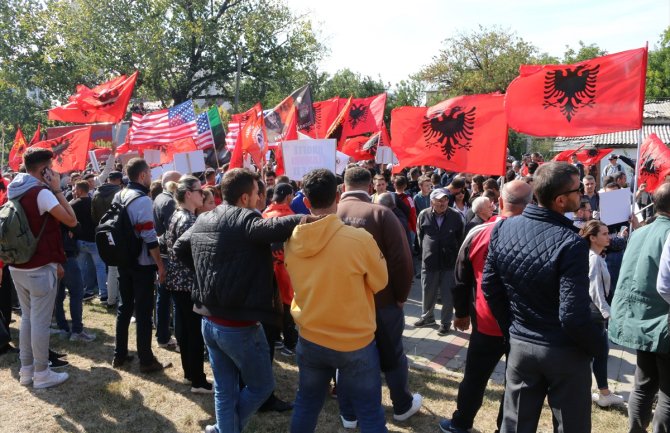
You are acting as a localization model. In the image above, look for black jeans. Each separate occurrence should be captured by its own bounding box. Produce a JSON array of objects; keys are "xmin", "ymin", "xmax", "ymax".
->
[
  {"xmin": 172, "ymin": 290, "xmax": 206, "ymax": 387},
  {"xmin": 115, "ymin": 265, "xmax": 157, "ymax": 365},
  {"xmin": 281, "ymin": 303, "xmax": 298, "ymax": 350},
  {"xmin": 0, "ymin": 266, "xmax": 13, "ymax": 336},
  {"xmin": 451, "ymin": 329, "xmax": 507, "ymax": 430},
  {"xmin": 502, "ymin": 338, "xmax": 592, "ymax": 433},
  {"xmin": 629, "ymin": 350, "xmax": 670, "ymax": 433}
]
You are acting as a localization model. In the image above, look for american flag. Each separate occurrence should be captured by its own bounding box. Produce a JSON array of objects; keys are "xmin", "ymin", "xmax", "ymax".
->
[
  {"xmin": 225, "ymin": 120, "xmax": 241, "ymax": 150},
  {"xmin": 128, "ymin": 100, "xmax": 198, "ymax": 148},
  {"xmin": 195, "ymin": 112, "xmax": 214, "ymax": 150}
]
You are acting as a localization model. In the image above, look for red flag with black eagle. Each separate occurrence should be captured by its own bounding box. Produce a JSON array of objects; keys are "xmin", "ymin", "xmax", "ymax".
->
[
  {"xmin": 505, "ymin": 47, "xmax": 647, "ymax": 137},
  {"xmin": 340, "ymin": 93, "xmax": 386, "ymax": 139},
  {"xmin": 390, "ymin": 93, "xmax": 507, "ymax": 175},
  {"xmin": 638, "ymin": 134, "xmax": 670, "ymax": 193},
  {"xmin": 9, "ymin": 128, "xmax": 29, "ymax": 172},
  {"xmin": 325, "ymin": 96, "xmax": 352, "ymax": 146},
  {"xmin": 274, "ymin": 107, "xmax": 298, "ymax": 176},
  {"xmin": 553, "ymin": 147, "xmax": 613, "ymax": 165},
  {"xmin": 230, "ymin": 103, "xmax": 266, "ymax": 170},
  {"xmin": 31, "ymin": 127, "xmax": 92, "ymax": 172},
  {"xmin": 299, "ymin": 97, "xmax": 341, "ymax": 139},
  {"xmin": 48, "ymin": 71, "xmax": 138, "ymax": 124}
]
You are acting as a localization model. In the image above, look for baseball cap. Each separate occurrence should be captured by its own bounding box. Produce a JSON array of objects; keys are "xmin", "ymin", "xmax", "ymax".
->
[
  {"xmin": 430, "ymin": 188, "xmax": 449, "ymax": 200},
  {"xmin": 272, "ymin": 183, "xmax": 294, "ymax": 202},
  {"xmin": 108, "ymin": 171, "xmax": 123, "ymax": 180},
  {"xmin": 608, "ymin": 154, "xmax": 618, "ymax": 160}
]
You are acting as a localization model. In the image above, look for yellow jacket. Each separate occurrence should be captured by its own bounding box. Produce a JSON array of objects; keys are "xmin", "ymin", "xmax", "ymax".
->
[{"xmin": 285, "ymin": 214, "xmax": 388, "ymax": 351}]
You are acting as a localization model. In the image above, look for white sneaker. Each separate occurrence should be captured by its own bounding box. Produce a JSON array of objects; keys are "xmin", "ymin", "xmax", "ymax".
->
[
  {"xmin": 340, "ymin": 415, "xmax": 358, "ymax": 429},
  {"xmin": 70, "ymin": 331, "xmax": 97, "ymax": 342},
  {"xmin": 33, "ymin": 368, "xmax": 69, "ymax": 389},
  {"xmin": 393, "ymin": 393, "xmax": 423, "ymax": 421},
  {"xmin": 19, "ymin": 365, "xmax": 34, "ymax": 386},
  {"xmin": 592, "ymin": 391, "xmax": 625, "ymax": 407},
  {"xmin": 204, "ymin": 425, "xmax": 217, "ymax": 433}
]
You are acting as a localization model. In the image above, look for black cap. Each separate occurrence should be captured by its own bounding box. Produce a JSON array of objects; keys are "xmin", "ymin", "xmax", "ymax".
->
[
  {"xmin": 272, "ymin": 183, "xmax": 294, "ymax": 202},
  {"xmin": 108, "ymin": 171, "xmax": 123, "ymax": 180},
  {"xmin": 205, "ymin": 167, "xmax": 216, "ymax": 175}
]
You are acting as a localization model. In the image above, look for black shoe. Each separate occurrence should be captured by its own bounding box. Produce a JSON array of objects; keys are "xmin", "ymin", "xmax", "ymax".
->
[
  {"xmin": 82, "ymin": 293, "xmax": 95, "ymax": 301},
  {"xmin": 139, "ymin": 358, "xmax": 172, "ymax": 373},
  {"xmin": 258, "ymin": 396, "xmax": 294, "ymax": 413},
  {"xmin": 49, "ymin": 349, "xmax": 67, "ymax": 359},
  {"xmin": 191, "ymin": 382, "xmax": 214, "ymax": 394},
  {"xmin": 112, "ymin": 354, "xmax": 134, "ymax": 368},
  {"xmin": 437, "ymin": 323, "xmax": 451, "ymax": 336},
  {"xmin": 0, "ymin": 343, "xmax": 19, "ymax": 355},
  {"xmin": 49, "ymin": 357, "xmax": 69, "ymax": 368},
  {"xmin": 413, "ymin": 318, "xmax": 436, "ymax": 328}
]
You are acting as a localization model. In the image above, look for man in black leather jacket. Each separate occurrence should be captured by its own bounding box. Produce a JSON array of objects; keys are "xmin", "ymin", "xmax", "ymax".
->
[
  {"xmin": 482, "ymin": 162, "xmax": 607, "ymax": 433},
  {"xmin": 173, "ymin": 168, "xmax": 315, "ymax": 433}
]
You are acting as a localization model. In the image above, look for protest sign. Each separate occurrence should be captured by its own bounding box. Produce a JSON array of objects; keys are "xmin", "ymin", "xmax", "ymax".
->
[
  {"xmin": 599, "ymin": 188, "xmax": 632, "ymax": 226},
  {"xmin": 375, "ymin": 146, "xmax": 398, "ymax": 165},
  {"xmin": 174, "ymin": 150, "xmax": 206, "ymax": 174},
  {"xmin": 118, "ymin": 151, "xmax": 139, "ymax": 167},
  {"xmin": 281, "ymin": 139, "xmax": 336, "ymax": 181},
  {"xmin": 335, "ymin": 151, "xmax": 350, "ymax": 175},
  {"xmin": 143, "ymin": 149, "xmax": 162, "ymax": 166},
  {"xmin": 88, "ymin": 151, "xmax": 100, "ymax": 172}
]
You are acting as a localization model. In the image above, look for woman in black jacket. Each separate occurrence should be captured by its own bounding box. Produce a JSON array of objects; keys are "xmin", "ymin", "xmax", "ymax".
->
[{"xmin": 166, "ymin": 175, "xmax": 210, "ymax": 394}]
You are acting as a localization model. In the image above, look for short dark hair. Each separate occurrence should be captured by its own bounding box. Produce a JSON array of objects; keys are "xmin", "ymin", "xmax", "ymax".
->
[
  {"xmin": 220, "ymin": 168, "xmax": 259, "ymax": 205},
  {"xmin": 74, "ymin": 180, "xmax": 90, "ymax": 193},
  {"xmin": 126, "ymin": 158, "xmax": 149, "ymax": 182},
  {"xmin": 654, "ymin": 183, "xmax": 670, "ymax": 214},
  {"xmin": 23, "ymin": 148, "xmax": 53, "ymax": 172},
  {"xmin": 83, "ymin": 173, "xmax": 95, "ymax": 181},
  {"xmin": 257, "ymin": 179, "xmax": 266, "ymax": 196},
  {"xmin": 483, "ymin": 178, "xmax": 499, "ymax": 191},
  {"xmin": 264, "ymin": 170, "xmax": 276, "ymax": 178},
  {"xmin": 344, "ymin": 166, "xmax": 372, "ymax": 189},
  {"xmin": 533, "ymin": 162, "xmax": 580, "ymax": 207},
  {"xmin": 450, "ymin": 177, "xmax": 466, "ymax": 190},
  {"xmin": 605, "ymin": 183, "xmax": 620, "ymax": 190},
  {"xmin": 613, "ymin": 171, "xmax": 627, "ymax": 182},
  {"xmin": 528, "ymin": 162, "xmax": 539, "ymax": 175},
  {"xmin": 303, "ymin": 169, "xmax": 337, "ymax": 209},
  {"xmin": 393, "ymin": 175, "xmax": 408, "ymax": 188}
]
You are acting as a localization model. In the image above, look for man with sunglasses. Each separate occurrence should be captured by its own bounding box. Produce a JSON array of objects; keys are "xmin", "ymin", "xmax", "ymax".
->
[{"xmin": 482, "ymin": 162, "xmax": 607, "ymax": 433}]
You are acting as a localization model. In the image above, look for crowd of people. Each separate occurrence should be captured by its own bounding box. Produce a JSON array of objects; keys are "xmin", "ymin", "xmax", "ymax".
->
[{"xmin": 0, "ymin": 147, "xmax": 668, "ymax": 433}]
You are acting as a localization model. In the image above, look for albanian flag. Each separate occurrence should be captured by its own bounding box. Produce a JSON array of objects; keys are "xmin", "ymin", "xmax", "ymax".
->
[
  {"xmin": 29, "ymin": 123, "xmax": 41, "ymax": 145},
  {"xmin": 230, "ymin": 103, "xmax": 266, "ymax": 170},
  {"xmin": 9, "ymin": 128, "xmax": 29, "ymax": 171},
  {"xmin": 48, "ymin": 71, "xmax": 138, "ymax": 124},
  {"xmin": 32, "ymin": 127, "xmax": 92, "ymax": 172},
  {"xmin": 159, "ymin": 137, "xmax": 197, "ymax": 165},
  {"xmin": 553, "ymin": 147, "xmax": 613, "ymax": 165},
  {"xmin": 299, "ymin": 97, "xmax": 340, "ymax": 139},
  {"xmin": 341, "ymin": 135, "xmax": 376, "ymax": 161},
  {"xmin": 340, "ymin": 93, "xmax": 386, "ymax": 139},
  {"xmin": 325, "ymin": 96, "xmax": 352, "ymax": 145},
  {"xmin": 638, "ymin": 134, "xmax": 670, "ymax": 193},
  {"xmin": 390, "ymin": 93, "xmax": 508, "ymax": 175},
  {"xmin": 506, "ymin": 47, "xmax": 647, "ymax": 137}
]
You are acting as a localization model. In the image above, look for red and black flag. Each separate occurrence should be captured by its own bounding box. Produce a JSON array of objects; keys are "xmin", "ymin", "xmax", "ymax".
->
[
  {"xmin": 506, "ymin": 47, "xmax": 647, "ymax": 137},
  {"xmin": 29, "ymin": 123, "xmax": 41, "ymax": 145},
  {"xmin": 553, "ymin": 147, "xmax": 613, "ymax": 165},
  {"xmin": 390, "ymin": 93, "xmax": 507, "ymax": 175},
  {"xmin": 230, "ymin": 103, "xmax": 266, "ymax": 170},
  {"xmin": 32, "ymin": 127, "xmax": 92, "ymax": 172},
  {"xmin": 325, "ymin": 96, "xmax": 352, "ymax": 146},
  {"xmin": 48, "ymin": 71, "xmax": 138, "ymax": 124},
  {"xmin": 299, "ymin": 97, "xmax": 340, "ymax": 139},
  {"xmin": 638, "ymin": 133, "xmax": 670, "ymax": 192},
  {"xmin": 340, "ymin": 93, "xmax": 386, "ymax": 139},
  {"xmin": 9, "ymin": 128, "xmax": 28, "ymax": 171}
]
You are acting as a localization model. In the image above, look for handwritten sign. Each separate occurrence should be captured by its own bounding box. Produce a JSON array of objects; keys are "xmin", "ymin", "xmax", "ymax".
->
[
  {"xmin": 281, "ymin": 139, "xmax": 336, "ymax": 181},
  {"xmin": 174, "ymin": 150, "xmax": 206, "ymax": 174}
]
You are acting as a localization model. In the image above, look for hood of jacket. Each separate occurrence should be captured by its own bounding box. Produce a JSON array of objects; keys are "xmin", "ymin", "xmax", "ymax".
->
[
  {"xmin": 287, "ymin": 214, "xmax": 343, "ymax": 258},
  {"xmin": 95, "ymin": 183, "xmax": 121, "ymax": 198},
  {"xmin": 7, "ymin": 173, "xmax": 44, "ymax": 199}
]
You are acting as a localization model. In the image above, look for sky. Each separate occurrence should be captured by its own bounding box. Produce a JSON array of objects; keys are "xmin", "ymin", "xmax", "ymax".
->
[{"xmin": 285, "ymin": 0, "xmax": 670, "ymax": 87}]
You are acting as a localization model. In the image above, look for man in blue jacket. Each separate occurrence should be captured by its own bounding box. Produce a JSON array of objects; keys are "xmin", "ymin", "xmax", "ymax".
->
[{"xmin": 482, "ymin": 162, "xmax": 607, "ymax": 433}]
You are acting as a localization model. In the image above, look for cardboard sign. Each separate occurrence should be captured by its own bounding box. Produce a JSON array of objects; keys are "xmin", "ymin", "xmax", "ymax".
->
[
  {"xmin": 173, "ymin": 150, "xmax": 206, "ymax": 174},
  {"xmin": 335, "ymin": 151, "xmax": 350, "ymax": 175},
  {"xmin": 143, "ymin": 149, "xmax": 162, "ymax": 166},
  {"xmin": 281, "ymin": 139, "xmax": 336, "ymax": 181},
  {"xmin": 375, "ymin": 146, "xmax": 398, "ymax": 165},
  {"xmin": 151, "ymin": 163, "xmax": 174, "ymax": 181},
  {"xmin": 599, "ymin": 188, "xmax": 632, "ymax": 226}
]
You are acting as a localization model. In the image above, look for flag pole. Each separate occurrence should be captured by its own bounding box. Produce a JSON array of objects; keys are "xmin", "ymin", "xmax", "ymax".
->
[{"xmin": 631, "ymin": 127, "xmax": 644, "ymax": 231}]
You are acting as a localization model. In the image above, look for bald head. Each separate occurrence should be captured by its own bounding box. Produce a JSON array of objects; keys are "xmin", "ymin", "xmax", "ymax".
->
[
  {"xmin": 500, "ymin": 180, "xmax": 533, "ymax": 216},
  {"xmin": 654, "ymin": 182, "xmax": 670, "ymax": 215},
  {"xmin": 377, "ymin": 192, "xmax": 396, "ymax": 209},
  {"xmin": 161, "ymin": 170, "xmax": 181, "ymax": 187}
]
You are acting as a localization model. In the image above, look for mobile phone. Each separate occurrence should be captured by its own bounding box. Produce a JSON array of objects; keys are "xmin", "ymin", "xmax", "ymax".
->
[{"xmin": 41, "ymin": 167, "xmax": 52, "ymax": 183}]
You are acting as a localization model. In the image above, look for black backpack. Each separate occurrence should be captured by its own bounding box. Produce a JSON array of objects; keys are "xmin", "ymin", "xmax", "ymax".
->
[{"xmin": 95, "ymin": 190, "xmax": 143, "ymax": 267}]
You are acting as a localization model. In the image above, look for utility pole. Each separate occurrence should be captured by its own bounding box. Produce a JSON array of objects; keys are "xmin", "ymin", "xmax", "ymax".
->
[{"xmin": 234, "ymin": 51, "xmax": 242, "ymax": 112}]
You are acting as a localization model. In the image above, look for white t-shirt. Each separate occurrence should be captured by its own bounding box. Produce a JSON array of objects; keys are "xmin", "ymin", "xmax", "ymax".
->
[{"xmin": 9, "ymin": 189, "xmax": 59, "ymax": 273}]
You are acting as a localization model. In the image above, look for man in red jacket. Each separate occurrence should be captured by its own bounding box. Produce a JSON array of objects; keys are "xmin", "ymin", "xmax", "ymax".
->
[{"xmin": 439, "ymin": 180, "xmax": 532, "ymax": 433}]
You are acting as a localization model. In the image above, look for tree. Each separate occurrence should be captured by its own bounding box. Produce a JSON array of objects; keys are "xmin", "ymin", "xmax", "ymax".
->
[
  {"xmin": 416, "ymin": 26, "xmax": 538, "ymax": 102},
  {"xmin": 1, "ymin": 0, "xmax": 324, "ymax": 110},
  {"xmin": 561, "ymin": 41, "xmax": 607, "ymax": 63},
  {"xmin": 313, "ymin": 69, "xmax": 387, "ymax": 101},
  {"xmin": 647, "ymin": 27, "xmax": 670, "ymax": 98}
]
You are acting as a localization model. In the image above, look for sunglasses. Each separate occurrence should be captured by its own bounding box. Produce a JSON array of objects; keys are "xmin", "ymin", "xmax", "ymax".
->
[
  {"xmin": 189, "ymin": 189, "xmax": 204, "ymax": 195},
  {"xmin": 554, "ymin": 187, "xmax": 581, "ymax": 200}
]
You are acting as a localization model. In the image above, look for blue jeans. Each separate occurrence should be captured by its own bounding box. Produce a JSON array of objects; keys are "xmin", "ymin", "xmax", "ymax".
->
[
  {"xmin": 291, "ymin": 338, "xmax": 387, "ymax": 433},
  {"xmin": 202, "ymin": 318, "xmax": 274, "ymax": 433},
  {"xmin": 54, "ymin": 256, "xmax": 84, "ymax": 334},
  {"xmin": 77, "ymin": 240, "xmax": 107, "ymax": 298}
]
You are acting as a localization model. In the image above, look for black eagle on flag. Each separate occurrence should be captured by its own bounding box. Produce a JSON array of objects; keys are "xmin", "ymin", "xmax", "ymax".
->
[
  {"xmin": 422, "ymin": 106, "xmax": 476, "ymax": 160},
  {"xmin": 543, "ymin": 64, "xmax": 600, "ymax": 122}
]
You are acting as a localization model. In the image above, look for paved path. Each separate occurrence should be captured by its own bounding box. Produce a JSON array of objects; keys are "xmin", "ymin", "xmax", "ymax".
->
[{"xmin": 401, "ymin": 269, "xmax": 638, "ymax": 399}]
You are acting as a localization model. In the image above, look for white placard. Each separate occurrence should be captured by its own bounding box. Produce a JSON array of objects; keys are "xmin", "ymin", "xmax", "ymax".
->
[
  {"xmin": 173, "ymin": 150, "xmax": 206, "ymax": 174},
  {"xmin": 599, "ymin": 189, "xmax": 632, "ymax": 226},
  {"xmin": 118, "ymin": 151, "xmax": 140, "ymax": 167},
  {"xmin": 144, "ymin": 149, "xmax": 162, "ymax": 166},
  {"xmin": 151, "ymin": 165, "xmax": 164, "ymax": 181},
  {"xmin": 88, "ymin": 151, "xmax": 100, "ymax": 173},
  {"xmin": 375, "ymin": 146, "xmax": 398, "ymax": 165},
  {"xmin": 281, "ymin": 139, "xmax": 337, "ymax": 181},
  {"xmin": 335, "ymin": 151, "xmax": 350, "ymax": 175}
]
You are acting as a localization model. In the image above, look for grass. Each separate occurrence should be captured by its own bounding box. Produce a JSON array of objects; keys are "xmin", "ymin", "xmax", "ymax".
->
[{"xmin": 0, "ymin": 299, "xmax": 629, "ymax": 433}]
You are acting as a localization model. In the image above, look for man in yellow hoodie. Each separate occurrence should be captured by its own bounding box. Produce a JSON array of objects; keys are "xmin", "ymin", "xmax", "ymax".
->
[{"xmin": 285, "ymin": 168, "xmax": 389, "ymax": 433}]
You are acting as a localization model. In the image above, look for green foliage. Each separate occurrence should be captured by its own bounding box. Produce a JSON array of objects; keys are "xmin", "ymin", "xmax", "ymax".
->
[{"xmin": 647, "ymin": 27, "xmax": 670, "ymax": 98}]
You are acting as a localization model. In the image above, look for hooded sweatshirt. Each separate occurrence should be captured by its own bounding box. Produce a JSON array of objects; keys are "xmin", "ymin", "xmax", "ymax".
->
[
  {"xmin": 285, "ymin": 214, "xmax": 388, "ymax": 352},
  {"xmin": 7, "ymin": 173, "xmax": 43, "ymax": 200}
]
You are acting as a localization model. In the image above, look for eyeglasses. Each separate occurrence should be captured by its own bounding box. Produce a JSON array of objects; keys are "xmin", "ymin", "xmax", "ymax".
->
[{"xmin": 554, "ymin": 187, "xmax": 581, "ymax": 200}]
